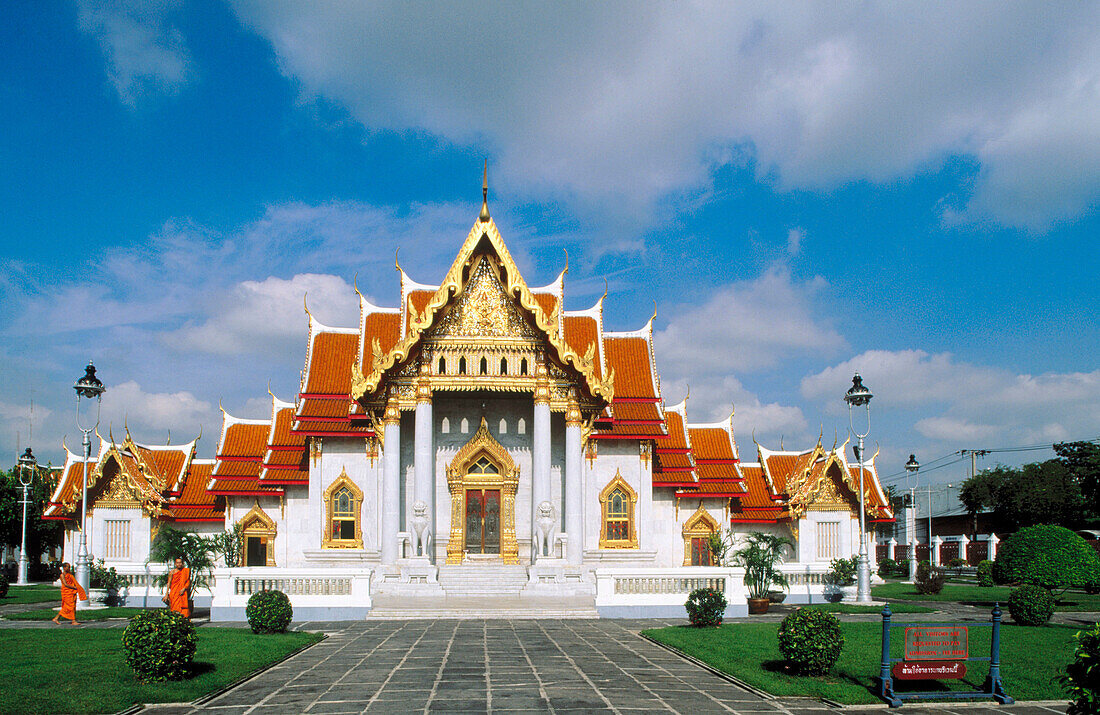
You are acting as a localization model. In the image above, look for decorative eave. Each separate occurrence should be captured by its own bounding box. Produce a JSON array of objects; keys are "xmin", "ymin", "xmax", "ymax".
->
[
  {"xmin": 564, "ymin": 295, "xmax": 606, "ymax": 377},
  {"xmin": 351, "ymin": 216, "xmax": 613, "ymax": 405},
  {"xmin": 603, "ymin": 311, "xmax": 660, "ymax": 401},
  {"xmin": 299, "ymin": 310, "xmax": 359, "ymax": 398}
]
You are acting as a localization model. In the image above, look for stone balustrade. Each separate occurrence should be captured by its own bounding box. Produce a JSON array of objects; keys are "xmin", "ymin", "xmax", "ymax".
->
[{"xmin": 211, "ymin": 567, "xmax": 372, "ymax": 621}]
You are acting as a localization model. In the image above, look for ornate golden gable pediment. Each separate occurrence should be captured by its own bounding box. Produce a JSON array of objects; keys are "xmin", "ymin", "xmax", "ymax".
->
[{"xmin": 350, "ymin": 217, "xmax": 613, "ymax": 409}]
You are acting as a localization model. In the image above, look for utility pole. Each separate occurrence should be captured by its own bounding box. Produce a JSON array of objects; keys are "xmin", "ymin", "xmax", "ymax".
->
[{"xmin": 959, "ymin": 449, "xmax": 989, "ymax": 541}]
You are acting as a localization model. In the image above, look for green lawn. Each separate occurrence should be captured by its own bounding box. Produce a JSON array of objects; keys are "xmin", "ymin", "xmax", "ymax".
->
[
  {"xmin": 1, "ymin": 627, "xmax": 323, "ymax": 714},
  {"xmin": 643, "ymin": 621, "xmax": 1078, "ymax": 705},
  {"xmin": 873, "ymin": 582, "xmax": 1100, "ymax": 611},
  {"xmin": 9, "ymin": 606, "xmax": 149, "ymax": 621},
  {"xmin": 798, "ymin": 602, "xmax": 934, "ymax": 614},
  {"xmin": 1, "ymin": 584, "xmax": 60, "ymax": 605}
]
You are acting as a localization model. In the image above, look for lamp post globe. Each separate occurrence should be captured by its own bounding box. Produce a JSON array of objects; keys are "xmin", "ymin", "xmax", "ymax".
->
[
  {"xmin": 16, "ymin": 447, "xmax": 36, "ymax": 585},
  {"xmin": 844, "ymin": 373, "xmax": 873, "ymax": 603},
  {"xmin": 904, "ymin": 454, "xmax": 919, "ymax": 582},
  {"xmin": 73, "ymin": 361, "xmax": 105, "ymax": 602}
]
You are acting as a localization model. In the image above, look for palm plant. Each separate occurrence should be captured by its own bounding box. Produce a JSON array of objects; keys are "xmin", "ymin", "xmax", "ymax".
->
[
  {"xmin": 731, "ymin": 532, "xmax": 793, "ymax": 599},
  {"xmin": 208, "ymin": 524, "xmax": 244, "ymax": 568},
  {"xmin": 147, "ymin": 527, "xmax": 217, "ymax": 589}
]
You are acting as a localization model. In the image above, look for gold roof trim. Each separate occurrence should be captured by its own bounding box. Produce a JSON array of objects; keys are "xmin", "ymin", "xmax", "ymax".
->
[{"xmin": 351, "ymin": 216, "xmax": 613, "ymax": 403}]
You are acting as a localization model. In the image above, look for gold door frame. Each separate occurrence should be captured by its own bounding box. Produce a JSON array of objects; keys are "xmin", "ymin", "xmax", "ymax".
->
[{"xmin": 446, "ymin": 418, "xmax": 519, "ymax": 564}]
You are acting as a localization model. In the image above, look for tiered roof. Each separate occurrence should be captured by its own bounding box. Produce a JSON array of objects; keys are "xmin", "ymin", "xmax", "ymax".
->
[
  {"xmin": 44, "ymin": 431, "xmax": 223, "ymax": 524},
  {"xmin": 208, "ymin": 408, "xmax": 282, "ymax": 497}
]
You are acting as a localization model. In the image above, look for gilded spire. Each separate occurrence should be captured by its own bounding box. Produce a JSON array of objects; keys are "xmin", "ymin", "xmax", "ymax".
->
[{"xmin": 479, "ymin": 160, "xmax": 490, "ymax": 222}]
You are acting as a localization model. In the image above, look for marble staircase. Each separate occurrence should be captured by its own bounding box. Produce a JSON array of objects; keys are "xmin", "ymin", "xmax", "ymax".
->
[{"xmin": 437, "ymin": 563, "xmax": 529, "ymax": 596}]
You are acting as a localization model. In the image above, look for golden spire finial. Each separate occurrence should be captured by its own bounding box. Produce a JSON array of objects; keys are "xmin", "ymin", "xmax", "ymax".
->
[
  {"xmin": 563, "ymin": 248, "xmax": 569, "ymax": 275},
  {"xmin": 479, "ymin": 160, "xmax": 490, "ymax": 222}
]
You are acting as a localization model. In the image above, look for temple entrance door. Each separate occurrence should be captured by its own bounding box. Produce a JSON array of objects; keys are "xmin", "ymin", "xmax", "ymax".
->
[{"xmin": 465, "ymin": 489, "xmax": 501, "ymax": 554}]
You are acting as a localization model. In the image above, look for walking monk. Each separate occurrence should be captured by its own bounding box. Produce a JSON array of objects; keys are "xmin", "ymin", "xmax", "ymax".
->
[
  {"xmin": 52, "ymin": 562, "xmax": 85, "ymax": 625},
  {"xmin": 164, "ymin": 557, "xmax": 191, "ymax": 618}
]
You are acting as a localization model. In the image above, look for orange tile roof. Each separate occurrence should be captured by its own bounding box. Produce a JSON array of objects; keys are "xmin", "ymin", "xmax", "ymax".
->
[
  {"xmin": 610, "ymin": 402, "xmax": 664, "ymax": 422},
  {"xmin": 219, "ymin": 423, "xmax": 269, "ymax": 458},
  {"xmin": 406, "ymin": 290, "xmax": 435, "ymax": 334},
  {"xmin": 532, "ymin": 293, "xmax": 558, "ymax": 321},
  {"xmin": 212, "ymin": 459, "xmax": 262, "ymax": 478},
  {"xmin": 652, "ymin": 470, "xmax": 696, "ymax": 486},
  {"xmin": 689, "ymin": 428, "xmax": 737, "ymax": 462},
  {"xmin": 562, "ymin": 316, "xmax": 601, "ymax": 378},
  {"xmin": 297, "ymin": 399, "xmax": 350, "ymax": 418},
  {"xmin": 739, "ymin": 464, "xmax": 784, "ymax": 510},
  {"xmin": 654, "ymin": 451, "xmax": 693, "ymax": 471},
  {"xmin": 363, "ymin": 312, "xmax": 401, "ymax": 356},
  {"xmin": 302, "ymin": 332, "xmax": 359, "ymax": 395},
  {"xmin": 696, "ymin": 463, "xmax": 744, "ymax": 485},
  {"xmin": 603, "ymin": 337, "xmax": 657, "ymax": 398},
  {"xmin": 676, "ymin": 481, "xmax": 746, "ymax": 496},
  {"xmin": 657, "ymin": 411, "xmax": 690, "ymax": 451},
  {"xmin": 177, "ymin": 461, "xmax": 217, "ymax": 506},
  {"xmin": 208, "ymin": 478, "xmax": 279, "ymax": 495}
]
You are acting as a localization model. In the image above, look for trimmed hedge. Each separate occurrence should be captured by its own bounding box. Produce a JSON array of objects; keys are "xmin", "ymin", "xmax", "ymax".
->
[
  {"xmin": 246, "ymin": 589, "xmax": 293, "ymax": 634},
  {"xmin": 0, "ymin": 572, "xmax": 8, "ymax": 598},
  {"xmin": 993, "ymin": 525, "xmax": 1100, "ymax": 592},
  {"xmin": 778, "ymin": 608, "xmax": 844, "ymax": 675},
  {"xmin": 1008, "ymin": 584, "xmax": 1055, "ymax": 626},
  {"xmin": 686, "ymin": 587, "xmax": 727, "ymax": 627},
  {"xmin": 877, "ymin": 559, "xmax": 897, "ymax": 578},
  {"xmin": 977, "ymin": 560, "xmax": 994, "ymax": 587},
  {"xmin": 121, "ymin": 609, "xmax": 196, "ymax": 681}
]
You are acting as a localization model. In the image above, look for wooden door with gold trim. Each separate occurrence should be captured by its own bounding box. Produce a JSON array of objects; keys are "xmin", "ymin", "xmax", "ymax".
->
[{"xmin": 465, "ymin": 488, "xmax": 501, "ymax": 554}]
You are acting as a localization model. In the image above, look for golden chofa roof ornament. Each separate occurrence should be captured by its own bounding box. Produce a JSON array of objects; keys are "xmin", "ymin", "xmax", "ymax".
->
[{"xmin": 479, "ymin": 159, "xmax": 490, "ymax": 223}]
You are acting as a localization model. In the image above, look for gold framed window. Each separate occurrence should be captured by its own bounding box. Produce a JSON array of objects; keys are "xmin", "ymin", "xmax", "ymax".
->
[
  {"xmin": 323, "ymin": 468, "xmax": 364, "ymax": 549},
  {"xmin": 599, "ymin": 471, "xmax": 638, "ymax": 549}
]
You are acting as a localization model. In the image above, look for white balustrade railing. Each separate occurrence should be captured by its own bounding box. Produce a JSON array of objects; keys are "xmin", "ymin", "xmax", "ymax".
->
[
  {"xmin": 212, "ymin": 567, "xmax": 372, "ymax": 614},
  {"xmin": 595, "ymin": 567, "xmax": 745, "ymax": 610}
]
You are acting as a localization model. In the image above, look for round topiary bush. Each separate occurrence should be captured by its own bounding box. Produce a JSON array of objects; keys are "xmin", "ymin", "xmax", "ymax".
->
[
  {"xmin": 993, "ymin": 525, "xmax": 1100, "ymax": 592},
  {"xmin": 121, "ymin": 609, "xmax": 196, "ymax": 681},
  {"xmin": 977, "ymin": 560, "xmax": 994, "ymax": 587},
  {"xmin": 685, "ymin": 587, "xmax": 727, "ymax": 627},
  {"xmin": 1008, "ymin": 584, "xmax": 1055, "ymax": 626},
  {"xmin": 778, "ymin": 608, "xmax": 844, "ymax": 675},
  {"xmin": 246, "ymin": 589, "xmax": 293, "ymax": 633},
  {"xmin": 0, "ymin": 572, "xmax": 9, "ymax": 598}
]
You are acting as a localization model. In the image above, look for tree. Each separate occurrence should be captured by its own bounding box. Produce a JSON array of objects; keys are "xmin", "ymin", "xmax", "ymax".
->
[
  {"xmin": 958, "ymin": 460, "xmax": 1086, "ymax": 532},
  {"xmin": 0, "ymin": 465, "xmax": 63, "ymax": 568},
  {"xmin": 1055, "ymin": 441, "xmax": 1100, "ymax": 524}
]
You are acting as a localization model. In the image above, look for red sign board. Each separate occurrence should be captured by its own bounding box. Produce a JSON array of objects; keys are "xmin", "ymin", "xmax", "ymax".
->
[
  {"xmin": 904, "ymin": 626, "xmax": 968, "ymax": 660},
  {"xmin": 892, "ymin": 660, "xmax": 967, "ymax": 680}
]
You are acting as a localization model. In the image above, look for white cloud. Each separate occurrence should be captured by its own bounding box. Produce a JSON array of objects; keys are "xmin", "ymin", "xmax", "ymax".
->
[
  {"xmin": 98, "ymin": 380, "xmax": 213, "ymax": 443},
  {"xmin": 163, "ymin": 273, "xmax": 359, "ymax": 355},
  {"xmin": 228, "ymin": 2, "xmax": 1100, "ymax": 229},
  {"xmin": 76, "ymin": 0, "xmax": 192, "ymax": 106},
  {"xmin": 802, "ymin": 349, "xmax": 1100, "ymax": 449},
  {"xmin": 654, "ymin": 262, "xmax": 844, "ymax": 375},
  {"xmin": 786, "ymin": 228, "xmax": 804, "ymax": 256}
]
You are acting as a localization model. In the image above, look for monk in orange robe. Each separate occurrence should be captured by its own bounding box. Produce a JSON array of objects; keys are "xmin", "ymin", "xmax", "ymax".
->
[
  {"xmin": 52, "ymin": 562, "xmax": 85, "ymax": 625},
  {"xmin": 164, "ymin": 557, "xmax": 191, "ymax": 618}
]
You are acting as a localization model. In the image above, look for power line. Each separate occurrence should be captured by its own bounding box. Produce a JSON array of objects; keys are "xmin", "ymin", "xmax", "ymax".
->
[{"xmin": 878, "ymin": 435, "xmax": 1100, "ymax": 485}]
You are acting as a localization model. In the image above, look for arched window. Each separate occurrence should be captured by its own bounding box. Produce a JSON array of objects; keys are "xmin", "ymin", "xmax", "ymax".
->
[
  {"xmin": 459, "ymin": 356, "xmax": 467, "ymax": 374},
  {"xmin": 520, "ymin": 357, "xmax": 529, "ymax": 375},
  {"xmin": 480, "ymin": 356, "xmax": 488, "ymax": 375},
  {"xmin": 499, "ymin": 418, "xmax": 507, "ymax": 434},
  {"xmin": 441, "ymin": 417, "xmax": 450, "ymax": 434},
  {"xmin": 500, "ymin": 357, "xmax": 508, "ymax": 375},
  {"xmin": 460, "ymin": 417, "xmax": 469, "ymax": 434},
  {"xmin": 438, "ymin": 356, "xmax": 446, "ymax": 374},
  {"xmin": 517, "ymin": 418, "xmax": 526, "ymax": 435},
  {"xmin": 322, "ymin": 469, "xmax": 363, "ymax": 549},
  {"xmin": 599, "ymin": 471, "xmax": 638, "ymax": 549}
]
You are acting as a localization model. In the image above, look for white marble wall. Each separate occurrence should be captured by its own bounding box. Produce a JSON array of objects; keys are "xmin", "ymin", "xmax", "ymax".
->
[{"xmin": 312, "ymin": 437, "xmax": 382, "ymax": 556}]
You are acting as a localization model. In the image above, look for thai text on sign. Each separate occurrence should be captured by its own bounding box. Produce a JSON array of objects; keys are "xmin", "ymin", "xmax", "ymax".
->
[
  {"xmin": 904, "ymin": 626, "xmax": 968, "ymax": 660},
  {"xmin": 892, "ymin": 660, "xmax": 967, "ymax": 680}
]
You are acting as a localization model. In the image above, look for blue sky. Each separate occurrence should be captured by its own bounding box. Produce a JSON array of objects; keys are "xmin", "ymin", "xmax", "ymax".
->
[{"xmin": 2, "ymin": 2, "xmax": 1098, "ymax": 495}]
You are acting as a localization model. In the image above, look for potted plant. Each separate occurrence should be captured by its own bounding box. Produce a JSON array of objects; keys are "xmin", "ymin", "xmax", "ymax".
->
[
  {"xmin": 89, "ymin": 559, "xmax": 127, "ymax": 606},
  {"xmin": 731, "ymin": 533, "xmax": 792, "ymax": 614},
  {"xmin": 823, "ymin": 556, "xmax": 857, "ymax": 602}
]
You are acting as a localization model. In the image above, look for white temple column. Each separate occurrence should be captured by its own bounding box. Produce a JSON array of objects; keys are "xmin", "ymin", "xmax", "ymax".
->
[
  {"xmin": 380, "ymin": 393, "xmax": 401, "ymax": 565},
  {"xmin": 565, "ymin": 392, "xmax": 583, "ymax": 565},
  {"xmin": 413, "ymin": 364, "xmax": 434, "ymax": 560},
  {"xmin": 532, "ymin": 358, "xmax": 552, "ymax": 560}
]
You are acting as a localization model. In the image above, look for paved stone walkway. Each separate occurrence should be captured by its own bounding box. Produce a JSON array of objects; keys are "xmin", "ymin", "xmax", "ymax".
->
[{"xmin": 125, "ymin": 619, "xmax": 1068, "ymax": 715}]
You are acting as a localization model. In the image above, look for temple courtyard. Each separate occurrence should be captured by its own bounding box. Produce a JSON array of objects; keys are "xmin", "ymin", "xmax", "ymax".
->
[{"xmin": 1, "ymin": 611, "xmax": 1073, "ymax": 714}]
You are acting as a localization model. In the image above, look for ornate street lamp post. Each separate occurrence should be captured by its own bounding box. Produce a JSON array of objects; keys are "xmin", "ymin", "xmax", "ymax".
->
[
  {"xmin": 16, "ymin": 447, "xmax": 36, "ymax": 585},
  {"xmin": 904, "ymin": 454, "xmax": 919, "ymax": 582},
  {"xmin": 844, "ymin": 373, "xmax": 873, "ymax": 603},
  {"xmin": 73, "ymin": 361, "xmax": 105, "ymax": 601}
]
